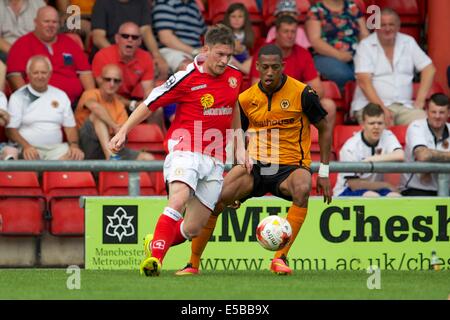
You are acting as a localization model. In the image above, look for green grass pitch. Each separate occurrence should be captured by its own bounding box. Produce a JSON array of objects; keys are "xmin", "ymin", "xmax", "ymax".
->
[{"xmin": 0, "ymin": 269, "xmax": 448, "ymax": 300}]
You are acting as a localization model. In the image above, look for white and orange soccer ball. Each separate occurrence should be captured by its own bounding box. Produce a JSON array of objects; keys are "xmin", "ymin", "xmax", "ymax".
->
[{"xmin": 256, "ymin": 215, "xmax": 292, "ymax": 251}]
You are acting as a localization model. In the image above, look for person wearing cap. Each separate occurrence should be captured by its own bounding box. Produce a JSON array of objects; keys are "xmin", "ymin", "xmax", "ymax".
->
[{"xmin": 265, "ymin": 0, "xmax": 311, "ymax": 49}]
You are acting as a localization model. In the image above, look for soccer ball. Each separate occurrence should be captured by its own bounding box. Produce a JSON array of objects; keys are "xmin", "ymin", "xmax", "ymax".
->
[{"xmin": 256, "ymin": 216, "xmax": 292, "ymax": 251}]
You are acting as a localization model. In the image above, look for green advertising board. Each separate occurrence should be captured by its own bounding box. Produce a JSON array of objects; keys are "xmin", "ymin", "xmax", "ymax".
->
[{"xmin": 84, "ymin": 197, "xmax": 450, "ymax": 271}]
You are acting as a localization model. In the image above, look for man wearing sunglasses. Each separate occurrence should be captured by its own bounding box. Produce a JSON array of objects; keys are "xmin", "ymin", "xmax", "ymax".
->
[
  {"xmin": 91, "ymin": 0, "xmax": 169, "ymax": 80},
  {"xmin": 75, "ymin": 63, "xmax": 154, "ymax": 161},
  {"xmin": 92, "ymin": 22, "xmax": 155, "ymax": 113}
]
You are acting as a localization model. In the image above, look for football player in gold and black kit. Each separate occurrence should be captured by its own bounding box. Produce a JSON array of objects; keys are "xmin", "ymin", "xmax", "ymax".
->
[{"xmin": 177, "ymin": 44, "xmax": 333, "ymax": 276}]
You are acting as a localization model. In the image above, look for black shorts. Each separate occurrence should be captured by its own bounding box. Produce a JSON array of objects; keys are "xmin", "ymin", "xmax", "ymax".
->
[{"xmin": 240, "ymin": 161, "xmax": 311, "ymax": 203}]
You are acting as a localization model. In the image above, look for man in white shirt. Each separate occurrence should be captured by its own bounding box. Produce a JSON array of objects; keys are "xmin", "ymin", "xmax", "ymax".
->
[
  {"xmin": 0, "ymin": 91, "xmax": 19, "ymax": 160},
  {"xmin": 351, "ymin": 8, "xmax": 436, "ymax": 127},
  {"xmin": 6, "ymin": 55, "xmax": 84, "ymax": 160},
  {"xmin": 401, "ymin": 93, "xmax": 450, "ymax": 196},
  {"xmin": 334, "ymin": 103, "xmax": 405, "ymax": 197}
]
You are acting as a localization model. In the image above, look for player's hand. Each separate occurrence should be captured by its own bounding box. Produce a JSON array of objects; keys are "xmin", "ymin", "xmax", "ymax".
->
[
  {"xmin": 236, "ymin": 149, "xmax": 253, "ymax": 174},
  {"xmin": 108, "ymin": 131, "xmax": 127, "ymax": 154},
  {"xmin": 227, "ymin": 200, "xmax": 241, "ymax": 209},
  {"xmin": 244, "ymin": 156, "xmax": 253, "ymax": 174},
  {"xmin": 317, "ymin": 176, "xmax": 332, "ymax": 205}
]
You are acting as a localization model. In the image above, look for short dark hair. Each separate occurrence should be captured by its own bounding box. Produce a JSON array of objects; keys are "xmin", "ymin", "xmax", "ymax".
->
[
  {"xmin": 362, "ymin": 103, "xmax": 384, "ymax": 120},
  {"xmin": 204, "ymin": 24, "xmax": 235, "ymax": 49},
  {"xmin": 258, "ymin": 44, "xmax": 283, "ymax": 60},
  {"xmin": 430, "ymin": 93, "xmax": 449, "ymax": 107},
  {"xmin": 275, "ymin": 14, "xmax": 298, "ymax": 30}
]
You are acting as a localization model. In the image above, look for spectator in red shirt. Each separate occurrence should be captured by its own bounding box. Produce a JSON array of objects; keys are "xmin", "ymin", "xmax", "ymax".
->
[
  {"xmin": 6, "ymin": 5, "xmax": 95, "ymax": 107},
  {"xmin": 250, "ymin": 15, "xmax": 336, "ymax": 128},
  {"xmin": 92, "ymin": 22, "xmax": 154, "ymax": 112}
]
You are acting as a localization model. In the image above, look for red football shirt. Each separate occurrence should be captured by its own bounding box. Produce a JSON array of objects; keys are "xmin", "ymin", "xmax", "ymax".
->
[
  {"xmin": 250, "ymin": 42, "xmax": 318, "ymax": 83},
  {"xmin": 6, "ymin": 32, "xmax": 91, "ymax": 104},
  {"xmin": 144, "ymin": 56, "xmax": 243, "ymax": 163},
  {"xmin": 92, "ymin": 44, "xmax": 154, "ymax": 99}
]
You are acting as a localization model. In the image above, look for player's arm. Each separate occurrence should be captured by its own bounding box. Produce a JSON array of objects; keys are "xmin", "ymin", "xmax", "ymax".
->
[
  {"xmin": 109, "ymin": 102, "xmax": 152, "ymax": 153},
  {"xmin": 232, "ymin": 101, "xmax": 252, "ymax": 172},
  {"xmin": 414, "ymin": 145, "xmax": 450, "ymax": 162},
  {"xmin": 302, "ymin": 85, "xmax": 332, "ymax": 204}
]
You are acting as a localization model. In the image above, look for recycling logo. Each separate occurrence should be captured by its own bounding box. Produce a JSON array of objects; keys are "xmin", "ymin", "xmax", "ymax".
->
[{"xmin": 103, "ymin": 206, "xmax": 138, "ymax": 244}]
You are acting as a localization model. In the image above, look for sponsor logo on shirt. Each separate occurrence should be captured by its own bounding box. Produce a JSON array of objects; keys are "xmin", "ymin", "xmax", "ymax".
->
[
  {"xmin": 203, "ymin": 106, "xmax": 233, "ymax": 116},
  {"xmin": 191, "ymin": 84, "xmax": 207, "ymax": 91},
  {"xmin": 165, "ymin": 75, "xmax": 176, "ymax": 89},
  {"xmin": 200, "ymin": 93, "xmax": 214, "ymax": 109},
  {"xmin": 254, "ymin": 118, "xmax": 295, "ymax": 127}
]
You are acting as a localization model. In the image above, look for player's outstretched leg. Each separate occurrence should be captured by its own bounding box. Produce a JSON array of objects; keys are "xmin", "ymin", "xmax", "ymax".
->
[
  {"xmin": 175, "ymin": 215, "xmax": 219, "ymax": 275},
  {"xmin": 140, "ymin": 207, "xmax": 187, "ymax": 277},
  {"xmin": 140, "ymin": 234, "xmax": 162, "ymax": 276},
  {"xmin": 271, "ymin": 204, "xmax": 308, "ymax": 275}
]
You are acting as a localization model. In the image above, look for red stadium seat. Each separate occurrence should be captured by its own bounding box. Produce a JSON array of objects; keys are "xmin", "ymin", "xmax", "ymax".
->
[
  {"xmin": 42, "ymin": 171, "xmax": 98, "ymax": 236},
  {"xmin": 0, "ymin": 172, "xmax": 45, "ymax": 235},
  {"xmin": 413, "ymin": 81, "xmax": 444, "ymax": 101},
  {"xmin": 333, "ymin": 125, "xmax": 361, "ymax": 158},
  {"xmin": 148, "ymin": 171, "xmax": 167, "ymax": 196},
  {"xmin": 322, "ymin": 80, "xmax": 345, "ymax": 125},
  {"xmin": 127, "ymin": 123, "xmax": 166, "ymax": 155},
  {"xmin": 98, "ymin": 171, "xmax": 158, "ymax": 196},
  {"xmin": 389, "ymin": 125, "xmax": 407, "ymax": 147}
]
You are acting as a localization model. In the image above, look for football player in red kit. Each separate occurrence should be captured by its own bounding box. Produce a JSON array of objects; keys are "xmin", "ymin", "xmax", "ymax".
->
[{"xmin": 109, "ymin": 24, "xmax": 250, "ymax": 276}]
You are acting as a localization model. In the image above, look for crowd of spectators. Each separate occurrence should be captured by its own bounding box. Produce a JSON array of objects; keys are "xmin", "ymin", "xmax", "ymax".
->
[{"xmin": 0, "ymin": 0, "xmax": 448, "ymax": 196}]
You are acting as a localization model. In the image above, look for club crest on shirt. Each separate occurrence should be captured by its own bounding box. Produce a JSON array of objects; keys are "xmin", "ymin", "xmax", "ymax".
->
[
  {"xmin": 228, "ymin": 76, "xmax": 238, "ymax": 88},
  {"xmin": 200, "ymin": 93, "xmax": 214, "ymax": 109},
  {"xmin": 51, "ymin": 100, "xmax": 59, "ymax": 108},
  {"xmin": 280, "ymin": 99, "xmax": 290, "ymax": 110},
  {"xmin": 443, "ymin": 140, "xmax": 449, "ymax": 149}
]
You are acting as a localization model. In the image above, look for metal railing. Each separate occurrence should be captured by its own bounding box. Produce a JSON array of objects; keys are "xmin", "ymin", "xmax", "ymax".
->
[{"xmin": 0, "ymin": 160, "xmax": 449, "ymax": 196}]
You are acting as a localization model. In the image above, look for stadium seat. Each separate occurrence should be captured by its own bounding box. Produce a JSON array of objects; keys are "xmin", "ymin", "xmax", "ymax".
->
[
  {"xmin": 389, "ymin": 125, "xmax": 407, "ymax": 148},
  {"xmin": 126, "ymin": 123, "xmax": 166, "ymax": 155},
  {"xmin": 262, "ymin": 0, "xmax": 311, "ymax": 27},
  {"xmin": 322, "ymin": 80, "xmax": 345, "ymax": 125},
  {"xmin": 42, "ymin": 171, "xmax": 98, "ymax": 236},
  {"xmin": 98, "ymin": 171, "xmax": 158, "ymax": 196},
  {"xmin": 412, "ymin": 81, "xmax": 444, "ymax": 101},
  {"xmin": 333, "ymin": 125, "xmax": 361, "ymax": 158},
  {"xmin": 0, "ymin": 172, "xmax": 45, "ymax": 235}
]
